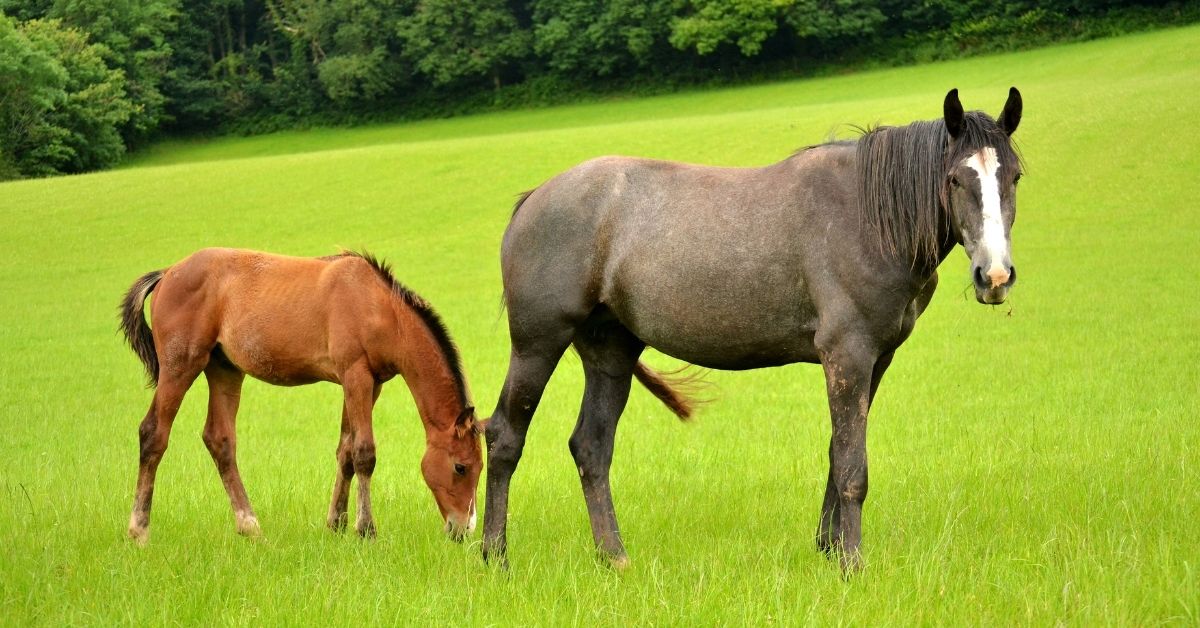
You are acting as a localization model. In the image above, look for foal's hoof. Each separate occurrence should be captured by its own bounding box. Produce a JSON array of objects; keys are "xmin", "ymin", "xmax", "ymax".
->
[
  {"xmin": 127, "ymin": 526, "xmax": 150, "ymax": 546},
  {"xmin": 236, "ymin": 515, "xmax": 262, "ymax": 538},
  {"xmin": 327, "ymin": 513, "xmax": 348, "ymax": 534},
  {"xmin": 356, "ymin": 521, "xmax": 377, "ymax": 539}
]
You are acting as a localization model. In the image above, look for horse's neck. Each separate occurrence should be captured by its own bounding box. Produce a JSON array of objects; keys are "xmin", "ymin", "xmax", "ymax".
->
[{"xmin": 391, "ymin": 306, "xmax": 465, "ymax": 433}]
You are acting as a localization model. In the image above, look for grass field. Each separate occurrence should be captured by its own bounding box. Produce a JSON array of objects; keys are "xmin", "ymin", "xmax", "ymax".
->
[{"xmin": 2, "ymin": 24, "xmax": 1198, "ymax": 625}]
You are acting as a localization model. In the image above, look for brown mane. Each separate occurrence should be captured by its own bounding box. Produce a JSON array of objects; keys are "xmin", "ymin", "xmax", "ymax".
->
[{"xmin": 339, "ymin": 250, "xmax": 472, "ymax": 409}]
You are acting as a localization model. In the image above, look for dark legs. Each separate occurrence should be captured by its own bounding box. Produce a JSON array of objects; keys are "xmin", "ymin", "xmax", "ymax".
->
[
  {"xmin": 128, "ymin": 365, "xmax": 204, "ymax": 544},
  {"xmin": 481, "ymin": 329, "xmax": 573, "ymax": 566},
  {"xmin": 815, "ymin": 342, "xmax": 893, "ymax": 572},
  {"xmin": 569, "ymin": 325, "xmax": 643, "ymax": 568},
  {"xmin": 326, "ymin": 406, "xmax": 354, "ymax": 532},
  {"xmin": 201, "ymin": 363, "xmax": 260, "ymax": 536},
  {"xmin": 326, "ymin": 368, "xmax": 381, "ymax": 538}
]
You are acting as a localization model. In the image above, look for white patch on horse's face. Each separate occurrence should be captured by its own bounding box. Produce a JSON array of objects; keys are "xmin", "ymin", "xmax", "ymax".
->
[{"xmin": 963, "ymin": 147, "xmax": 1010, "ymax": 286}]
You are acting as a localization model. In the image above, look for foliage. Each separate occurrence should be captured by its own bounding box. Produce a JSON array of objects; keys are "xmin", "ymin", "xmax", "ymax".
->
[
  {"xmin": 394, "ymin": 0, "xmax": 530, "ymax": 88},
  {"xmin": 1, "ymin": 0, "xmax": 1198, "ymax": 176},
  {"xmin": 531, "ymin": 0, "xmax": 678, "ymax": 77},
  {"xmin": 0, "ymin": 14, "xmax": 132, "ymax": 179}
]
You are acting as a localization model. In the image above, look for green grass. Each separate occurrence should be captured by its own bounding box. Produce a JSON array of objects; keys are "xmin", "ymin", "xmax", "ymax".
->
[{"xmin": 3, "ymin": 24, "xmax": 1199, "ymax": 625}]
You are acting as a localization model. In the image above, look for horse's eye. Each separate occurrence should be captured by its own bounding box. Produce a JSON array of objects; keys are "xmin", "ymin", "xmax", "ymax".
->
[
  {"xmin": 949, "ymin": 175, "xmax": 961, "ymax": 188},
  {"xmin": 453, "ymin": 463, "xmax": 467, "ymax": 476},
  {"xmin": 1013, "ymin": 172, "xmax": 1023, "ymax": 185}
]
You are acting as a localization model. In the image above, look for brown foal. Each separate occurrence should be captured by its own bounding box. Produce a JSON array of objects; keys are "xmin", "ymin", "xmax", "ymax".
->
[{"xmin": 119, "ymin": 248, "xmax": 483, "ymax": 544}]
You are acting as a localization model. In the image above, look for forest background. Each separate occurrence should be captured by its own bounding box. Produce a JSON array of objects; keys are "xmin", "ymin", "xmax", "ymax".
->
[{"xmin": 1, "ymin": 0, "xmax": 1196, "ymax": 180}]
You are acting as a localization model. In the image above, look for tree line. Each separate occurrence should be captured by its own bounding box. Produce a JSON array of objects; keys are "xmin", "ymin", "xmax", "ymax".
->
[{"xmin": 0, "ymin": 0, "xmax": 1193, "ymax": 180}]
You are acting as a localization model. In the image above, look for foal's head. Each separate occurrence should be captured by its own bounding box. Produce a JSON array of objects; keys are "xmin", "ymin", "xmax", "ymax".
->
[
  {"xmin": 942, "ymin": 87, "xmax": 1023, "ymax": 304},
  {"xmin": 421, "ymin": 408, "xmax": 484, "ymax": 541}
]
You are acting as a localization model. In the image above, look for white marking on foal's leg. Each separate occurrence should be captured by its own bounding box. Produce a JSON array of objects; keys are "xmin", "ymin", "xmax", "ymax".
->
[
  {"xmin": 356, "ymin": 476, "xmax": 375, "ymax": 537},
  {"xmin": 964, "ymin": 147, "xmax": 1010, "ymax": 287},
  {"xmin": 128, "ymin": 511, "xmax": 149, "ymax": 545},
  {"xmin": 236, "ymin": 510, "xmax": 261, "ymax": 537}
]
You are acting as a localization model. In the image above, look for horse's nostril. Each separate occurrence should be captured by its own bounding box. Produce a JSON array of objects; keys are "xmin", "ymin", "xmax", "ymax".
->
[
  {"xmin": 1007, "ymin": 266, "xmax": 1017, "ymax": 286},
  {"xmin": 973, "ymin": 266, "xmax": 987, "ymax": 288}
]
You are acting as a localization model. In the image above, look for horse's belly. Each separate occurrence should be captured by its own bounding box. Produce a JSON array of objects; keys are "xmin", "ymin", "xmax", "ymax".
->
[{"xmin": 610, "ymin": 294, "xmax": 820, "ymax": 369}]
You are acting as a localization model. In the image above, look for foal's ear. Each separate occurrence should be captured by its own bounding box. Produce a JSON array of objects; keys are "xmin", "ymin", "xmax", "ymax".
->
[
  {"xmin": 944, "ymin": 88, "xmax": 963, "ymax": 139},
  {"xmin": 1000, "ymin": 86, "xmax": 1022, "ymax": 136},
  {"xmin": 473, "ymin": 417, "xmax": 489, "ymax": 436},
  {"xmin": 454, "ymin": 406, "xmax": 476, "ymax": 437}
]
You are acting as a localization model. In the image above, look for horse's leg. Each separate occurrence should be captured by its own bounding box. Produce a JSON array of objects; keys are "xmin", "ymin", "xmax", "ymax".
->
[
  {"xmin": 342, "ymin": 368, "xmax": 381, "ymax": 538},
  {"xmin": 128, "ymin": 366, "xmax": 205, "ymax": 544},
  {"xmin": 326, "ymin": 405, "xmax": 354, "ymax": 533},
  {"xmin": 817, "ymin": 350, "xmax": 893, "ymax": 556},
  {"xmin": 815, "ymin": 333, "xmax": 883, "ymax": 572},
  {"xmin": 482, "ymin": 328, "xmax": 574, "ymax": 566},
  {"xmin": 570, "ymin": 324, "xmax": 643, "ymax": 569},
  {"xmin": 201, "ymin": 362, "xmax": 260, "ymax": 537}
]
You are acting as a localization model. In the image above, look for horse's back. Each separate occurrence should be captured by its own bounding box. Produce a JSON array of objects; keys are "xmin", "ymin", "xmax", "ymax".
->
[
  {"xmin": 153, "ymin": 249, "xmax": 392, "ymax": 384},
  {"xmin": 502, "ymin": 152, "xmax": 861, "ymax": 367}
]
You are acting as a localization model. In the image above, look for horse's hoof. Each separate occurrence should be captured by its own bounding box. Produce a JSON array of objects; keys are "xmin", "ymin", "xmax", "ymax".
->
[
  {"xmin": 236, "ymin": 515, "xmax": 262, "ymax": 538},
  {"xmin": 604, "ymin": 553, "xmax": 631, "ymax": 572},
  {"xmin": 127, "ymin": 526, "xmax": 150, "ymax": 546},
  {"xmin": 838, "ymin": 551, "xmax": 865, "ymax": 577},
  {"xmin": 482, "ymin": 545, "xmax": 510, "ymax": 570}
]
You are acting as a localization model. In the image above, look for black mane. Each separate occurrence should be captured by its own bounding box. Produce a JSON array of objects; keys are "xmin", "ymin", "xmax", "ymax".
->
[
  {"xmin": 855, "ymin": 111, "xmax": 1022, "ymax": 268},
  {"xmin": 341, "ymin": 250, "xmax": 471, "ymax": 408}
]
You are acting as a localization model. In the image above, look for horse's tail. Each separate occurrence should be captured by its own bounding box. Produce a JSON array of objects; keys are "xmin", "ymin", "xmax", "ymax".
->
[
  {"xmin": 633, "ymin": 362, "xmax": 709, "ymax": 421},
  {"xmin": 119, "ymin": 269, "xmax": 164, "ymax": 387}
]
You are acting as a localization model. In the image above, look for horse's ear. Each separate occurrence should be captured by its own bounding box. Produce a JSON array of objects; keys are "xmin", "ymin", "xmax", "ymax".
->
[
  {"xmin": 454, "ymin": 406, "xmax": 475, "ymax": 437},
  {"xmin": 944, "ymin": 88, "xmax": 963, "ymax": 139},
  {"xmin": 1000, "ymin": 86, "xmax": 1022, "ymax": 136}
]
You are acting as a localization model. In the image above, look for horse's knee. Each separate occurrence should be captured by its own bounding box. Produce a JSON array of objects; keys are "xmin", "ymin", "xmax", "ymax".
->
[
  {"xmin": 485, "ymin": 426, "xmax": 525, "ymax": 475},
  {"xmin": 202, "ymin": 428, "xmax": 233, "ymax": 471},
  {"xmin": 839, "ymin": 476, "xmax": 868, "ymax": 504},
  {"xmin": 138, "ymin": 422, "xmax": 167, "ymax": 466},
  {"xmin": 353, "ymin": 442, "xmax": 376, "ymax": 476}
]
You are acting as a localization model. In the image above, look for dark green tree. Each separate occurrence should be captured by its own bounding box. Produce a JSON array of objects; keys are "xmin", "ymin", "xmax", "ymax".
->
[
  {"xmin": 530, "ymin": 0, "xmax": 678, "ymax": 77},
  {"xmin": 395, "ymin": 0, "xmax": 530, "ymax": 89}
]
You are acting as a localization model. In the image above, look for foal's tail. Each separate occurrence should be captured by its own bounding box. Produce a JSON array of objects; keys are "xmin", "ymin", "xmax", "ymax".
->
[
  {"xmin": 633, "ymin": 362, "xmax": 709, "ymax": 421},
  {"xmin": 119, "ymin": 269, "xmax": 164, "ymax": 387}
]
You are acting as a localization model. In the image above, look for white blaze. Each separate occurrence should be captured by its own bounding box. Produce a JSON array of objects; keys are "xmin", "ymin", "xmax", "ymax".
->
[{"xmin": 964, "ymin": 147, "xmax": 1008, "ymax": 278}]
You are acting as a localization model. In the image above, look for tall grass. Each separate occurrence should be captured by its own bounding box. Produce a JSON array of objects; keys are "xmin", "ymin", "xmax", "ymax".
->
[{"xmin": 1, "ymin": 25, "xmax": 1197, "ymax": 625}]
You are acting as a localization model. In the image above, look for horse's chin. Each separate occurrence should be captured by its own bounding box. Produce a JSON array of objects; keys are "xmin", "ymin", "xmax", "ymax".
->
[
  {"xmin": 975, "ymin": 287, "xmax": 1009, "ymax": 305},
  {"xmin": 443, "ymin": 511, "xmax": 476, "ymax": 542}
]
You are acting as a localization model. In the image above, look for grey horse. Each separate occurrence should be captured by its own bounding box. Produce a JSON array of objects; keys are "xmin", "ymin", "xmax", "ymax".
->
[{"xmin": 483, "ymin": 88, "xmax": 1023, "ymax": 572}]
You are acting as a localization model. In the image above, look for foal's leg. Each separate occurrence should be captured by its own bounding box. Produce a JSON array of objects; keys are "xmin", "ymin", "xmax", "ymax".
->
[
  {"xmin": 326, "ymin": 406, "xmax": 354, "ymax": 533},
  {"xmin": 817, "ymin": 350, "xmax": 893, "ymax": 556},
  {"xmin": 815, "ymin": 334, "xmax": 884, "ymax": 572},
  {"xmin": 201, "ymin": 362, "xmax": 260, "ymax": 537},
  {"xmin": 128, "ymin": 367, "xmax": 204, "ymax": 544},
  {"xmin": 482, "ymin": 328, "xmax": 574, "ymax": 566},
  {"xmin": 570, "ymin": 324, "xmax": 644, "ymax": 569},
  {"xmin": 341, "ymin": 368, "xmax": 381, "ymax": 538}
]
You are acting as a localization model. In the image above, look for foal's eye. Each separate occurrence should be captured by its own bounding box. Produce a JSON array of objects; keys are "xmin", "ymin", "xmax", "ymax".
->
[{"xmin": 453, "ymin": 463, "xmax": 467, "ymax": 476}]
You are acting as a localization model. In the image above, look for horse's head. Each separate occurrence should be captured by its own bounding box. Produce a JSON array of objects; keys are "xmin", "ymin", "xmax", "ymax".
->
[
  {"xmin": 942, "ymin": 87, "xmax": 1023, "ymax": 304},
  {"xmin": 421, "ymin": 406, "xmax": 484, "ymax": 541}
]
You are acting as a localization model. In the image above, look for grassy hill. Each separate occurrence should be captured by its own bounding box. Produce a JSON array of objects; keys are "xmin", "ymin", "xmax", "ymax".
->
[{"xmin": 1, "ymin": 24, "xmax": 1197, "ymax": 625}]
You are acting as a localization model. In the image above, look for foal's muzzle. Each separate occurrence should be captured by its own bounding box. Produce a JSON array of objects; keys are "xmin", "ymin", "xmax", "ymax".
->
[
  {"xmin": 443, "ymin": 502, "xmax": 477, "ymax": 542},
  {"xmin": 973, "ymin": 264, "xmax": 1016, "ymax": 304}
]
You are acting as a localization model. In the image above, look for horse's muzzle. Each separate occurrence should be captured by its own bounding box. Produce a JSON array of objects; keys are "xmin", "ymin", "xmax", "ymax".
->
[
  {"xmin": 973, "ymin": 264, "xmax": 1016, "ymax": 304},
  {"xmin": 444, "ymin": 504, "xmax": 477, "ymax": 542}
]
